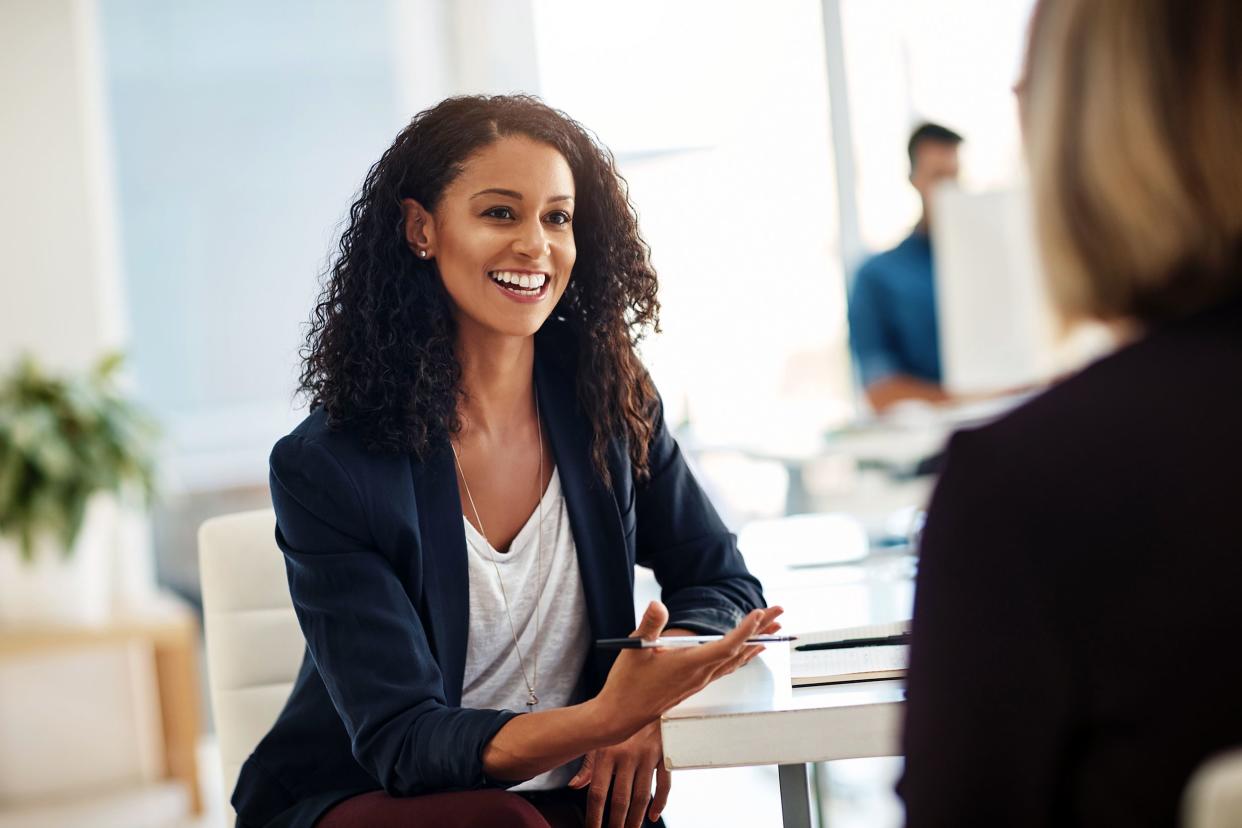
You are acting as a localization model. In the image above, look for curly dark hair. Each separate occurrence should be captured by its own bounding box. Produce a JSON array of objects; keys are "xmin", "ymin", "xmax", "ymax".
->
[{"xmin": 297, "ymin": 95, "xmax": 661, "ymax": 485}]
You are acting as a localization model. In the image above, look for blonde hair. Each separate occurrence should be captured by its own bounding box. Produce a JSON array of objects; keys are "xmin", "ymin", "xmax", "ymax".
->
[{"xmin": 1022, "ymin": 0, "xmax": 1242, "ymax": 323}]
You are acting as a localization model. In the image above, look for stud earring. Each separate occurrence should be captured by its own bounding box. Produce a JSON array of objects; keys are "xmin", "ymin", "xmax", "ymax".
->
[{"xmin": 418, "ymin": 249, "xmax": 428, "ymax": 258}]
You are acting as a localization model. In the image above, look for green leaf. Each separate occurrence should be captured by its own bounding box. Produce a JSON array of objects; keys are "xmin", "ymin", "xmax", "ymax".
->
[
  {"xmin": 32, "ymin": 438, "xmax": 75, "ymax": 482},
  {"xmin": 94, "ymin": 351, "xmax": 126, "ymax": 380},
  {"xmin": 0, "ymin": 352, "xmax": 160, "ymax": 557},
  {"xmin": 0, "ymin": 449, "xmax": 23, "ymax": 516}
]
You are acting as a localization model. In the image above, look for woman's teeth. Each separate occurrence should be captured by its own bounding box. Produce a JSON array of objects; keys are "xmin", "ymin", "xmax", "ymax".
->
[{"xmin": 489, "ymin": 271, "xmax": 547, "ymax": 293}]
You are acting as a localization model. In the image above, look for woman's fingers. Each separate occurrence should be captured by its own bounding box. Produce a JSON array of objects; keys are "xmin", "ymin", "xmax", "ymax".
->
[
  {"xmin": 625, "ymin": 764, "xmax": 654, "ymax": 828},
  {"xmin": 757, "ymin": 606, "xmax": 785, "ymax": 634},
  {"xmin": 630, "ymin": 600, "xmax": 669, "ymax": 641},
  {"xmin": 607, "ymin": 761, "xmax": 637, "ymax": 828},
  {"xmin": 649, "ymin": 764, "xmax": 672, "ymax": 823},
  {"xmin": 585, "ymin": 753, "xmax": 616, "ymax": 828},
  {"xmin": 697, "ymin": 610, "xmax": 763, "ymax": 659},
  {"xmin": 597, "ymin": 605, "xmax": 784, "ymax": 730},
  {"xmin": 692, "ymin": 605, "xmax": 782, "ymax": 665},
  {"xmin": 569, "ymin": 750, "xmax": 595, "ymax": 789}
]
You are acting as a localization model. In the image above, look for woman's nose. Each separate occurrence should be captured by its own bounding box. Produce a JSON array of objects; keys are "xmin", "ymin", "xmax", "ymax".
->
[{"xmin": 513, "ymin": 219, "xmax": 551, "ymax": 259}]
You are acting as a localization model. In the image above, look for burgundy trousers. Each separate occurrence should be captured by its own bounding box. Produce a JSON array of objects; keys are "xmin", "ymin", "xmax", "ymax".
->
[{"xmin": 315, "ymin": 787, "xmax": 587, "ymax": 828}]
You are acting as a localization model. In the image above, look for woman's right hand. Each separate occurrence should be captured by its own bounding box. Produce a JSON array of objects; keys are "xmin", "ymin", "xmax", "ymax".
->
[{"xmin": 592, "ymin": 601, "xmax": 785, "ymax": 741}]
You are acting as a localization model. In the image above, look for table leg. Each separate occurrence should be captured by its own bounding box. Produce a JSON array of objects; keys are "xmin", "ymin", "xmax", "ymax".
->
[
  {"xmin": 778, "ymin": 763, "xmax": 814, "ymax": 828},
  {"xmin": 811, "ymin": 761, "xmax": 830, "ymax": 827},
  {"xmin": 153, "ymin": 622, "xmax": 203, "ymax": 814}
]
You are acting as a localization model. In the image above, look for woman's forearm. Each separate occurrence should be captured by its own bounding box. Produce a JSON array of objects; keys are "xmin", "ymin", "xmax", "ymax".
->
[{"xmin": 481, "ymin": 698, "xmax": 630, "ymax": 782}]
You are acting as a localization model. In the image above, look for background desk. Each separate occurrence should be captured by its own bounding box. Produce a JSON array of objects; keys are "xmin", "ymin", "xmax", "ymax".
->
[
  {"xmin": 662, "ymin": 646, "xmax": 904, "ymax": 828},
  {"xmin": 0, "ymin": 592, "xmax": 203, "ymax": 815}
]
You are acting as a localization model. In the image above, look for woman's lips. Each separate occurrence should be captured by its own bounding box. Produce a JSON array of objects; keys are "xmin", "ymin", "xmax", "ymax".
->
[
  {"xmin": 484, "ymin": 275, "xmax": 548, "ymax": 304},
  {"xmin": 487, "ymin": 270, "xmax": 550, "ymax": 304}
]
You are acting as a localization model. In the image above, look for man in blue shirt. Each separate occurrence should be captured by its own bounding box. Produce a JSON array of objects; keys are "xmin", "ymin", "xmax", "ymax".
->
[{"xmin": 849, "ymin": 123, "xmax": 963, "ymax": 412}]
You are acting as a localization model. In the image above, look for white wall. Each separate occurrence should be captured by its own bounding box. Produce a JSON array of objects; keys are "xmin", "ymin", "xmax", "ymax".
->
[{"xmin": 98, "ymin": 0, "xmax": 443, "ymax": 491}]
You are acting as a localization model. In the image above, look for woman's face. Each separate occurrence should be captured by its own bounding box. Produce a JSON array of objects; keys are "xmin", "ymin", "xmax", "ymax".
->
[{"xmin": 414, "ymin": 136, "xmax": 577, "ymax": 341}]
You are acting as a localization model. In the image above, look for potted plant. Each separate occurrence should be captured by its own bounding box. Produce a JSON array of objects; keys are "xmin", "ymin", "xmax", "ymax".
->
[{"xmin": 0, "ymin": 353, "xmax": 158, "ymax": 625}]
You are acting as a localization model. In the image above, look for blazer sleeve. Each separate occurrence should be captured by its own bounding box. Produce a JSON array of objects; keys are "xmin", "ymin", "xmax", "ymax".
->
[
  {"xmin": 269, "ymin": 433, "xmax": 520, "ymax": 796},
  {"xmin": 633, "ymin": 395, "xmax": 766, "ymax": 635},
  {"xmin": 899, "ymin": 428, "xmax": 1077, "ymax": 827}
]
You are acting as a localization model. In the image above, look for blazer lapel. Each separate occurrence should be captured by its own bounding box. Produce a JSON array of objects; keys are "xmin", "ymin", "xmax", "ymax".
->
[
  {"xmin": 410, "ymin": 442, "xmax": 470, "ymax": 706},
  {"xmin": 535, "ymin": 355, "xmax": 635, "ymax": 686}
]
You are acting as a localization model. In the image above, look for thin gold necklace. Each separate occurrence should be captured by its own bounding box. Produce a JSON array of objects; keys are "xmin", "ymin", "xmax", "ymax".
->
[{"xmin": 451, "ymin": 393, "xmax": 544, "ymax": 711}]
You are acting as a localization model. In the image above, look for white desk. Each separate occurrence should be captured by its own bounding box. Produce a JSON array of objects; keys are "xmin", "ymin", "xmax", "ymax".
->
[{"xmin": 661, "ymin": 645, "xmax": 904, "ymax": 828}]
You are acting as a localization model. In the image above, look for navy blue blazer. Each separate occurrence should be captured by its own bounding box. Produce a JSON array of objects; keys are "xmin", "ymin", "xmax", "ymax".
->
[{"xmin": 232, "ymin": 322, "xmax": 766, "ymax": 828}]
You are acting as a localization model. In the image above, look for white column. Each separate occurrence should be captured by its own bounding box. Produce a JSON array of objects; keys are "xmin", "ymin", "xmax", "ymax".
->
[
  {"xmin": 820, "ymin": 0, "xmax": 864, "ymax": 279},
  {"xmin": 0, "ymin": 0, "xmax": 126, "ymax": 373}
]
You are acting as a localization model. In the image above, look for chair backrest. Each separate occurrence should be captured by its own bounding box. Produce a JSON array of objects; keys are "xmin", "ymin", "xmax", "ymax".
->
[
  {"xmin": 198, "ymin": 509, "xmax": 305, "ymax": 819},
  {"xmin": 1184, "ymin": 748, "xmax": 1242, "ymax": 828}
]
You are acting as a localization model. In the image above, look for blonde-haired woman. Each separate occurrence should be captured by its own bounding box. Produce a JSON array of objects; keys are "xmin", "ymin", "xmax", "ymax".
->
[{"xmin": 900, "ymin": 1, "xmax": 1242, "ymax": 826}]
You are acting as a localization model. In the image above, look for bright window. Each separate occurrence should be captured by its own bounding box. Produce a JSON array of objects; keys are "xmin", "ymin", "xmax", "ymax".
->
[
  {"xmin": 534, "ymin": 0, "xmax": 854, "ymax": 451},
  {"xmin": 841, "ymin": 0, "xmax": 1037, "ymax": 251}
]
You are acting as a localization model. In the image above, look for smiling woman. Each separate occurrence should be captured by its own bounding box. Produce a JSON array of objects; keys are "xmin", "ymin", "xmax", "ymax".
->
[{"xmin": 231, "ymin": 95, "xmax": 779, "ymax": 828}]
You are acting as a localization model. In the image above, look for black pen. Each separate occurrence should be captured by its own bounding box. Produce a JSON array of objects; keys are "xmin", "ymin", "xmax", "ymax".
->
[
  {"xmin": 596, "ymin": 634, "xmax": 797, "ymax": 650},
  {"xmin": 794, "ymin": 632, "xmax": 910, "ymax": 651}
]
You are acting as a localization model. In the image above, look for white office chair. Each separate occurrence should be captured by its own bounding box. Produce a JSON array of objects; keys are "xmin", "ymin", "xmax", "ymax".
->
[
  {"xmin": 1184, "ymin": 748, "xmax": 1242, "ymax": 828},
  {"xmin": 198, "ymin": 509, "xmax": 305, "ymax": 820}
]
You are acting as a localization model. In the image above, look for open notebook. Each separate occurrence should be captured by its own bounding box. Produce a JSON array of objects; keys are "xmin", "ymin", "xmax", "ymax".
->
[{"xmin": 791, "ymin": 621, "xmax": 910, "ymax": 687}]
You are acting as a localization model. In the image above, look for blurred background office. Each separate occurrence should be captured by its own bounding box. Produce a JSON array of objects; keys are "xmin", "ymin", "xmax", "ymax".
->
[{"xmin": 1, "ymin": 1, "xmax": 1046, "ymax": 826}]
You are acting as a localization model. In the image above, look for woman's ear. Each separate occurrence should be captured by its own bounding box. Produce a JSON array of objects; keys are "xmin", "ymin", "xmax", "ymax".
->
[{"xmin": 400, "ymin": 198, "xmax": 436, "ymax": 258}]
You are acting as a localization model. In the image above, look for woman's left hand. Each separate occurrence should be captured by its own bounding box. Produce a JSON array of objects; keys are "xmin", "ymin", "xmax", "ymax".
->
[
  {"xmin": 569, "ymin": 617, "xmax": 782, "ymax": 827},
  {"xmin": 569, "ymin": 719, "xmax": 668, "ymax": 828},
  {"xmin": 571, "ymin": 626, "xmax": 698, "ymax": 827}
]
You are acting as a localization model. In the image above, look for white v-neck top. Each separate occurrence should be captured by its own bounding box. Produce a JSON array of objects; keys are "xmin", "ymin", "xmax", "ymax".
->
[{"xmin": 459, "ymin": 467, "xmax": 591, "ymax": 791}]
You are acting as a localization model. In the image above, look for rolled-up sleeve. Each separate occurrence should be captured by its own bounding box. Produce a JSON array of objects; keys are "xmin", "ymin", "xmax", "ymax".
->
[
  {"xmin": 633, "ymin": 397, "xmax": 766, "ymax": 635},
  {"xmin": 269, "ymin": 434, "xmax": 520, "ymax": 795}
]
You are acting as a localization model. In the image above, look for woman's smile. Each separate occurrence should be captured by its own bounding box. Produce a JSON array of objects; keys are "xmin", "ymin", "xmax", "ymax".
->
[{"xmin": 487, "ymin": 269, "xmax": 551, "ymax": 303}]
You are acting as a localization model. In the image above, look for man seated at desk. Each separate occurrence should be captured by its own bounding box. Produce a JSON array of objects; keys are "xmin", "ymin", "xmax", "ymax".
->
[{"xmin": 848, "ymin": 122, "xmax": 963, "ymax": 413}]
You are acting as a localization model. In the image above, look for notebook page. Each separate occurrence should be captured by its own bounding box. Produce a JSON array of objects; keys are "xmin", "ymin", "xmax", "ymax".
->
[{"xmin": 792, "ymin": 644, "xmax": 908, "ymax": 683}]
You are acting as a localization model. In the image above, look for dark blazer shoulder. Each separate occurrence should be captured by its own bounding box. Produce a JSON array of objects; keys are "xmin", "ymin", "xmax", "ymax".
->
[
  {"xmin": 278, "ymin": 408, "xmax": 417, "ymax": 480},
  {"xmin": 958, "ymin": 295, "xmax": 1242, "ymax": 462},
  {"xmin": 271, "ymin": 408, "xmax": 421, "ymax": 551},
  {"xmin": 935, "ymin": 297, "xmax": 1242, "ymax": 559}
]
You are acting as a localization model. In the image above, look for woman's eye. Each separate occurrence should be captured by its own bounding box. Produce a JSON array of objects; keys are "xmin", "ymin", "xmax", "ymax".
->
[
  {"xmin": 484, "ymin": 206, "xmax": 515, "ymax": 220},
  {"xmin": 546, "ymin": 211, "xmax": 572, "ymax": 226}
]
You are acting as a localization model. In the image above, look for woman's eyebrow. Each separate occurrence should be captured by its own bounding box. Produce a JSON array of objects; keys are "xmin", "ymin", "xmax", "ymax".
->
[{"xmin": 470, "ymin": 187, "xmax": 574, "ymax": 202}]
